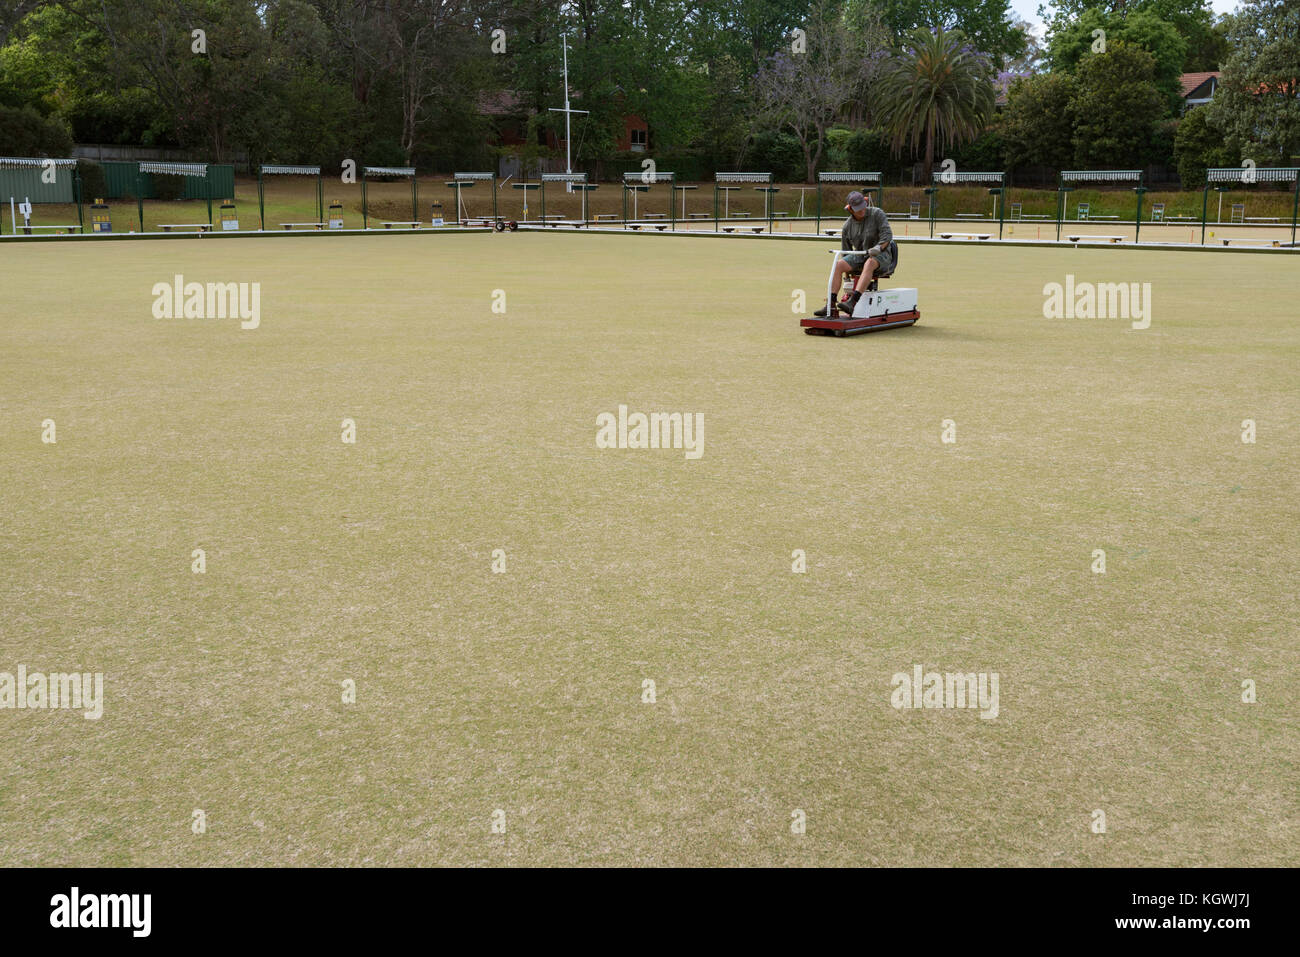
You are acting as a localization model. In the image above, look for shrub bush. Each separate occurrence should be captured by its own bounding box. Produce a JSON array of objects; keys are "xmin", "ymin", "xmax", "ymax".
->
[
  {"xmin": 844, "ymin": 129, "xmax": 891, "ymax": 173},
  {"xmin": 746, "ymin": 131, "xmax": 804, "ymax": 181},
  {"xmin": 948, "ymin": 129, "xmax": 1006, "ymax": 172},
  {"xmin": 152, "ymin": 173, "xmax": 186, "ymax": 202},
  {"xmin": 825, "ymin": 128, "xmax": 853, "ymax": 171},
  {"xmin": 1173, "ymin": 108, "xmax": 1237, "ymax": 189},
  {"xmin": 0, "ymin": 104, "xmax": 73, "ymax": 156},
  {"xmin": 76, "ymin": 159, "xmax": 106, "ymax": 201}
]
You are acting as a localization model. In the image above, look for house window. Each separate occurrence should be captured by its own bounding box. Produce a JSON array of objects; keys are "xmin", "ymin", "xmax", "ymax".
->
[{"xmin": 630, "ymin": 128, "xmax": 647, "ymax": 152}]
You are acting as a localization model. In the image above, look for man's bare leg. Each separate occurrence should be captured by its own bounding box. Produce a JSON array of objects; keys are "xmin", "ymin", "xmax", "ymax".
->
[
  {"xmin": 854, "ymin": 257, "xmax": 879, "ymax": 293},
  {"xmin": 834, "ymin": 260, "xmax": 856, "ymax": 293}
]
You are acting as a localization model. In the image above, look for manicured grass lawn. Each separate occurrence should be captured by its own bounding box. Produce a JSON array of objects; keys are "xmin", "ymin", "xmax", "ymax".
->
[{"xmin": 1, "ymin": 231, "xmax": 1295, "ymax": 866}]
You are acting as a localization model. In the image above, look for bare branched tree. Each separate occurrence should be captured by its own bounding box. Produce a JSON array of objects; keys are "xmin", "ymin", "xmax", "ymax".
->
[
  {"xmin": 752, "ymin": 0, "xmax": 887, "ymax": 182},
  {"xmin": 335, "ymin": 0, "xmax": 491, "ymax": 163}
]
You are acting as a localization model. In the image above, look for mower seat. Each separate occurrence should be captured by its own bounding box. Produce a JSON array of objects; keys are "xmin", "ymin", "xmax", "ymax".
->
[
  {"xmin": 867, "ymin": 240, "xmax": 898, "ymax": 289},
  {"xmin": 847, "ymin": 240, "xmax": 898, "ymax": 291}
]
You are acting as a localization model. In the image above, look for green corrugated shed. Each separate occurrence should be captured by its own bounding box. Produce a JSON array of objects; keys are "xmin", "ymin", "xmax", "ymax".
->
[
  {"xmin": 99, "ymin": 162, "xmax": 234, "ymax": 200},
  {"xmin": 101, "ymin": 161, "xmax": 140, "ymax": 199},
  {"xmin": 0, "ymin": 166, "xmax": 75, "ymax": 204}
]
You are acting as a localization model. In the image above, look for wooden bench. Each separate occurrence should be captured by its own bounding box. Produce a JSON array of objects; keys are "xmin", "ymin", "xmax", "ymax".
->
[
  {"xmin": 627, "ymin": 222, "xmax": 672, "ymax": 231},
  {"xmin": 280, "ymin": 222, "xmax": 324, "ymax": 230},
  {"xmin": 688, "ymin": 212, "xmax": 710, "ymax": 219},
  {"xmin": 732, "ymin": 211, "xmax": 751, "ymax": 218},
  {"xmin": 956, "ymin": 213, "xmax": 985, "ymax": 219},
  {"xmin": 158, "ymin": 223, "xmax": 212, "ymax": 232},
  {"xmin": 722, "ymin": 226, "xmax": 764, "ymax": 234},
  {"xmin": 823, "ymin": 229, "xmax": 839, "ymax": 236},
  {"xmin": 1165, "ymin": 215, "xmax": 1197, "ymax": 222},
  {"xmin": 644, "ymin": 213, "xmax": 667, "ymax": 220},
  {"xmin": 940, "ymin": 232, "xmax": 991, "ymax": 240},
  {"xmin": 1221, "ymin": 238, "xmax": 1282, "ymax": 247},
  {"xmin": 461, "ymin": 218, "xmax": 497, "ymax": 227},
  {"xmin": 1067, "ymin": 235, "xmax": 1124, "ymax": 243},
  {"xmin": 21, "ymin": 224, "xmax": 80, "ymax": 234},
  {"xmin": 1246, "ymin": 217, "xmax": 1280, "ymax": 223},
  {"xmin": 380, "ymin": 221, "xmax": 421, "ymax": 229},
  {"xmin": 594, "ymin": 214, "xmax": 620, "ymax": 222}
]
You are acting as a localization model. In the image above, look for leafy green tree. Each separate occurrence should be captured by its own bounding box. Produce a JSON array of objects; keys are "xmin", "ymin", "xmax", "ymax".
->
[
  {"xmin": 1041, "ymin": 0, "xmax": 1227, "ymax": 71},
  {"xmin": 948, "ymin": 127, "xmax": 1004, "ymax": 170},
  {"xmin": 845, "ymin": 128, "xmax": 892, "ymax": 171},
  {"xmin": 697, "ymin": 55, "xmax": 753, "ymax": 170},
  {"xmin": 854, "ymin": 0, "xmax": 1026, "ymax": 63},
  {"xmin": 1004, "ymin": 18, "xmax": 1045, "ymax": 72},
  {"xmin": 0, "ymin": 103, "xmax": 73, "ymax": 154},
  {"xmin": 1172, "ymin": 106, "xmax": 1236, "ymax": 187},
  {"xmin": 746, "ymin": 129, "xmax": 806, "ymax": 179},
  {"xmin": 696, "ymin": 0, "xmax": 815, "ymax": 65},
  {"xmin": 871, "ymin": 25, "xmax": 996, "ymax": 181},
  {"xmin": 1000, "ymin": 72, "xmax": 1076, "ymax": 170},
  {"xmin": 1068, "ymin": 42, "xmax": 1166, "ymax": 168},
  {"xmin": 1205, "ymin": 0, "xmax": 1300, "ymax": 166},
  {"xmin": 1046, "ymin": 8, "xmax": 1186, "ymax": 113},
  {"xmin": 0, "ymin": 0, "xmax": 50, "ymax": 48},
  {"xmin": 503, "ymin": 0, "xmax": 713, "ymax": 163}
]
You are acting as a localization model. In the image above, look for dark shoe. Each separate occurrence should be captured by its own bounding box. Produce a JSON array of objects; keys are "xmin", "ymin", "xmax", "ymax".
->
[
  {"xmin": 813, "ymin": 301, "xmax": 837, "ymax": 317},
  {"xmin": 837, "ymin": 296, "xmax": 858, "ymax": 315}
]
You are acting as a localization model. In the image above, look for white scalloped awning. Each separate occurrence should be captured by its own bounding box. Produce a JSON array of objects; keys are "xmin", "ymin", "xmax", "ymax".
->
[
  {"xmin": 931, "ymin": 171, "xmax": 1005, "ymax": 184},
  {"xmin": 454, "ymin": 171, "xmax": 494, "ymax": 181},
  {"xmin": 1207, "ymin": 167, "xmax": 1298, "ymax": 184},
  {"xmin": 0, "ymin": 156, "xmax": 77, "ymax": 168},
  {"xmin": 716, "ymin": 172, "xmax": 773, "ymax": 183},
  {"xmin": 622, "ymin": 171, "xmax": 675, "ymax": 183},
  {"xmin": 541, "ymin": 173, "xmax": 587, "ymax": 182},
  {"xmin": 261, "ymin": 165, "xmax": 321, "ymax": 176},
  {"xmin": 363, "ymin": 167, "xmax": 415, "ymax": 177},
  {"xmin": 1060, "ymin": 170, "xmax": 1143, "ymax": 183},
  {"xmin": 818, "ymin": 171, "xmax": 881, "ymax": 183},
  {"xmin": 139, "ymin": 161, "xmax": 208, "ymax": 176}
]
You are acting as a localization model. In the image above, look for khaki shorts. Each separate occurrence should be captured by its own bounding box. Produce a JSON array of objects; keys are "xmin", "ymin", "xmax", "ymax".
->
[{"xmin": 845, "ymin": 246, "xmax": 895, "ymax": 276}]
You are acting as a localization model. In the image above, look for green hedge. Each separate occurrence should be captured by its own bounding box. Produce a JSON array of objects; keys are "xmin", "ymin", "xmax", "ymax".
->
[
  {"xmin": 76, "ymin": 159, "xmax": 106, "ymax": 201},
  {"xmin": 0, "ymin": 105, "xmax": 73, "ymax": 156}
]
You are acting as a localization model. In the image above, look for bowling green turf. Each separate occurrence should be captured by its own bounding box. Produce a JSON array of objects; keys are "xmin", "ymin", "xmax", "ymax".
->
[{"xmin": 1, "ymin": 231, "xmax": 1295, "ymax": 866}]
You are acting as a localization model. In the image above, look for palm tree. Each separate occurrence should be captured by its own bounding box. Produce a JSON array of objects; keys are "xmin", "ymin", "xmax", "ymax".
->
[{"xmin": 872, "ymin": 27, "xmax": 997, "ymax": 182}]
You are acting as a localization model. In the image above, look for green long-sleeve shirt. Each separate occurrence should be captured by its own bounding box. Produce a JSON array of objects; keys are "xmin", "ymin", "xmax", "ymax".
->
[{"xmin": 841, "ymin": 207, "xmax": 892, "ymax": 253}]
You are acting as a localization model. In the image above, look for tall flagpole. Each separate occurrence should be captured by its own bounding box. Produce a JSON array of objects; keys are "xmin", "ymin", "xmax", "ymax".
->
[
  {"xmin": 549, "ymin": 33, "xmax": 588, "ymax": 191},
  {"xmin": 564, "ymin": 36, "xmax": 571, "ymax": 175}
]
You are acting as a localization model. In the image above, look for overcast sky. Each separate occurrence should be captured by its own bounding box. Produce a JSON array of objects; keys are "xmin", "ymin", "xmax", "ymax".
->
[{"xmin": 1011, "ymin": 1, "xmax": 1242, "ymax": 39}]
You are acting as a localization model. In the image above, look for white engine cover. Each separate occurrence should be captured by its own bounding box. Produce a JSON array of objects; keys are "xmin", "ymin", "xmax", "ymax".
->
[{"xmin": 850, "ymin": 287, "xmax": 919, "ymax": 320}]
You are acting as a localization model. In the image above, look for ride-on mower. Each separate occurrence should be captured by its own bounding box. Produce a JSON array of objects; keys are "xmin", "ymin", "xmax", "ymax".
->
[{"xmin": 800, "ymin": 241, "xmax": 920, "ymax": 336}]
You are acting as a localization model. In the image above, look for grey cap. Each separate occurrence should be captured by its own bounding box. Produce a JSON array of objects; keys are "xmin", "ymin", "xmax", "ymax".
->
[{"xmin": 845, "ymin": 190, "xmax": 869, "ymax": 212}]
